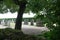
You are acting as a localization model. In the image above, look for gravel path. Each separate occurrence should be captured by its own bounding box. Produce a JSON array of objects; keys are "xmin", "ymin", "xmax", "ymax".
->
[{"xmin": 0, "ymin": 24, "xmax": 49, "ymax": 35}]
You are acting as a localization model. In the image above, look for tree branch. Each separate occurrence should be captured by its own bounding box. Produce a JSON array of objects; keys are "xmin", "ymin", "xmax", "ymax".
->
[
  {"xmin": 13, "ymin": 0, "xmax": 27, "ymax": 5},
  {"xmin": 13, "ymin": 0, "xmax": 20, "ymax": 5},
  {"xmin": 0, "ymin": 0, "xmax": 3, "ymax": 1}
]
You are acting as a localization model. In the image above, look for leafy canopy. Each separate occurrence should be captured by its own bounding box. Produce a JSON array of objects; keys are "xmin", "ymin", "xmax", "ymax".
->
[{"xmin": 0, "ymin": 0, "xmax": 47, "ymax": 13}]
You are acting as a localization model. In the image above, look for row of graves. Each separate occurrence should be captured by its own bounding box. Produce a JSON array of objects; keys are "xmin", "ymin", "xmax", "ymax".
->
[
  {"xmin": 23, "ymin": 18, "xmax": 44, "ymax": 27},
  {"xmin": 0, "ymin": 19, "xmax": 15, "ymax": 27},
  {"xmin": 0, "ymin": 18, "xmax": 44, "ymax": 27}
]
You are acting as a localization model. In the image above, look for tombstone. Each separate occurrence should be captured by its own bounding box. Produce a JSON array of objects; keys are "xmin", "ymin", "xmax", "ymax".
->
[
  {"xmin": 30, "ymin": 19, "xmax": 34, "ymax": 25},
  {"xmin": 1, "ymin": 20, "xmax": 5, "ymax": 25},
  {"xmin": 4, "ymin": 20, "xmax": 8, "ymax": 26},
  {"xmin": 24, "ymin": 19, "xmax": 28, "ymax": 25},
  {"xmin": 7, "ymin": 20, "xmax": 11, "ymax": 28},
  {"xmin": 0, "ymin": 21, "xmax": 1, "ymax": 24},
  {"xmin": 13, "ymin": 19, "xmax": 16, "ymax": 23},
  {"xmin": 11, "ymin": 19, "xmax": 14, "ymax": 23},
  {"xmin": 36, "ymin": 19, "xmax": 44, "ymax": 27}
]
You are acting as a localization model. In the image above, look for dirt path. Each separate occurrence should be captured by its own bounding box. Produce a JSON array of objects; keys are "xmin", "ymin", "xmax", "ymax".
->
[{"xmin": 0, "ymin": 24, "xmax": 49, "ymax": 35}]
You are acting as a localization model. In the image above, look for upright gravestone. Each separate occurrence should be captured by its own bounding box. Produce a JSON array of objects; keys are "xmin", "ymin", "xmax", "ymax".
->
[
  {"xmin": 7, "ymin": 20, "xmax": 11, "ymax": 28},
  {"xmin": 30, "ymin": 19, "xmax": 34, "ymax": 25},
  {"xmin": 4, "ymin": 20, "xmax": 8, "ymax": 26},
  {"xmin": 11, "ymin": 19, "xmax": 14, "ymax": 23},
  {"xmin": 1, "ymin": 20, "xmax": 5, "ymax": 25},
  {"xmin": 0, "ymin": 21, "xmax": 1, "ymax": 24},
  {"xmin": 24, "ymin": 19, "xmax": 28, "ymax": 25},
  {"xmin": 36, "ymin": 19, "xmax": 44, "ymax": 27},
  {"xmin": 7, "ymin": 20, "xmax": 12, "ymax": 28}
]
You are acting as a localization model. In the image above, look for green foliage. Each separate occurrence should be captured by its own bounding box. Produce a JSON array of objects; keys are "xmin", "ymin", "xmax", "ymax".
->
[
  {"xmin": 0, "ymin": 1, "xmax": 8, "ymax": 13},
  {"xmin": 0, "ymin": 0, "xmax": 19, "ymax": 13},
  {"xmin": 0, "ymin": 0, "xmax": 60, "ymax": 40},
  {"xmin": 43, "ymin": 26, "xmax": 60, "ymax": 40},
  {"xmin": 42, "ymin": 31, "xmax": 52, "ymax": 40},
  {"xmin": 34, "ymin": 0, "xmax": 60, "ymax": 40},
  {"xmin": 0, "ymin": 0, "xmax": 48, "ymax": 13},
  {"xmin": 27, "ymin": 0, "xmax": 47, "ymax": 13},
  {"xmin": 0, "ymin": 28, "xmax": 45, "ymax": 40}
]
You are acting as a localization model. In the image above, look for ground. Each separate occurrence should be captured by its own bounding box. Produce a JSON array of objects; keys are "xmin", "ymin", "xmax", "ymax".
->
[{"xmin": 0, "ymin": 22, "xmax": 49, "ymax": 35}]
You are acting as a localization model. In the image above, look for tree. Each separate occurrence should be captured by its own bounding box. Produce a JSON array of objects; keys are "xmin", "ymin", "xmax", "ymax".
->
[
  {"xmin": 0, "ymin": 0, "xmax": 60, "ymax": 39},
  {"xmin": 36, "ymin": 0, "xmax": 60, "ymax": 40},
  {"xmin": 0, "ymin": 0, "xmax": 47, "ymax": 30},
  {"xmin": 13, "ymin": 0, "xmax": 27, "ymax": 30},
  {"xmin": 35, "ymin": 0, "xmax": 60, "ymax": 30}
]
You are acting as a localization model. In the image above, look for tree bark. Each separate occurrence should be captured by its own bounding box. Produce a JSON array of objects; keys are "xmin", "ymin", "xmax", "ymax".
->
[{"xmin": 15, "ymin": 1, "xmax": 27, "ymax": 30}]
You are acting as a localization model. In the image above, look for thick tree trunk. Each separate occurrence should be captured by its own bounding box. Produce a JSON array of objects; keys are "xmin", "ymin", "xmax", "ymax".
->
[{"xmin": 15, "ymin": 2, "xmax": 27, "ymax": 30}]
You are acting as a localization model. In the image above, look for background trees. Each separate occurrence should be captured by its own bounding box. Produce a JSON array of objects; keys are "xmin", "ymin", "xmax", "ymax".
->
[
  {"xmin": 40, "ymin": 0, "xmax": 60, "ymax": 40},
  {"xmin": 0, "ymin": 0, "xmax": 60, "ymax": 33},
  {"xmin": 0, "ymin": 0, "xmax": 60, "ymax": 40},
  {"xmin": 0, "ymin": 0, "xmax": 47, "ymax": 30}
]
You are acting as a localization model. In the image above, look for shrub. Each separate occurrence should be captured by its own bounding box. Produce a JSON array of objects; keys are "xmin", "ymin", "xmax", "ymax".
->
[
  {"xmin": 0, "ymin": 28, "xmax": 44, "ymax": 40},
  {"xmin": 43, "ymin": 27, "xmax": 60, "ymax": 40}
]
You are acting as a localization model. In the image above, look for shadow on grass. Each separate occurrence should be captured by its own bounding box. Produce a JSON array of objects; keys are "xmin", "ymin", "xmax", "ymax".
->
[{"xmin": 0, "ymin": 28, "xmax": 46, "ymax": 40}]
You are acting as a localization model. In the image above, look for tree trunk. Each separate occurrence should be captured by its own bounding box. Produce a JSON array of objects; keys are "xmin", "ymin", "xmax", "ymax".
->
[{"xmin": 15, "ymin": 2, "xmax": 27, "ymax": 30}]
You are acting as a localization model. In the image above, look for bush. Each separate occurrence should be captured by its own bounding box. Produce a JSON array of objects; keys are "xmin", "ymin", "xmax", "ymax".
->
[
  {"xmin": 43, "ymin": 27, "xmax": 60, "ymax": 40},
  {"xmin": 42, "ymin": 31, "xmax": 52, "ymax": 40},
  {"xmin": 0, "ymin": 28, "xmax": 45, "ymax": 40}
]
